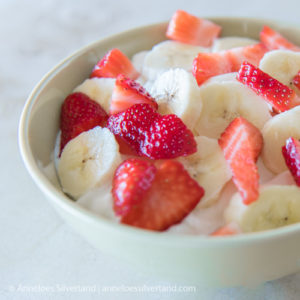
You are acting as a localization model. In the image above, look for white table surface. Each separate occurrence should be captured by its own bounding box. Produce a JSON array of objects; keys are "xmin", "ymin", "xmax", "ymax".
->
[{"xmin": 1, "ymin": 0, "xmax": 300, "ymax": 299}]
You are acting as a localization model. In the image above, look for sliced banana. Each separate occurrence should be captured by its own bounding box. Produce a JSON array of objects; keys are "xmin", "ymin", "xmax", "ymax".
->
[
  {"xmin": 257, "ymin": 157, "xmax": 276, "ymax": 184},
  {"xmin": 212, "ymin": 37, "xmax": 257, "ymax": 52},
  {"xmin": 143, "ymin": 80, "xmax": 154, "ymax": 93},
  {"xmin": 131, "ymin": 51, "xmax": 149, "ymax": 86},
  {"xmin": 259, "ymin": 50, "xmax": 300, "ymax": 93},
  {"xmin": 142, "ymin": 40, "xmax": 209, "ymax": 81},
  {"xmin": 262, "ymin": 106, "xmax": 300, "ymax": 174},
  {"xmin": 58, "ymin": 126, "xmax": 121, "ymax": 199},
  {"xmin": 193, "ymin": 73, "xmax": 272, "ymax": 138},
  {"xmin": 131, "ymin": 50, "xmax": 149, "ymax": 74},
  {"xmin": 73, "ymin": 78, "xmax": 115, "ymax": 114},
  {"xmin": 179, "ymin": 136, "xmax": 231, "ymax": 207},
  {"xmin": 225, "ymin": 185, "xmax": 300, "ymax": 233},
  {"xmin": 265, "ymin": 171, "xmax": 295, "ymax": 186},
  {"xmin": 150, "ymin": 68, "xmax": 202, "ymax": 130}
]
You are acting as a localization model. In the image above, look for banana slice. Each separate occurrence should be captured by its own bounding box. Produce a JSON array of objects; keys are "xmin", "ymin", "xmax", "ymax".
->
[
  {"xmin": 262, "ymin": 106, "xmax": 300, "ymax": 174},
  {"xmin": 265, "ymin": 171, "xmax": 295, "ymax": 186},
  {"xmin": 150, "ymin": 68, "xmax": 202, "ymax": 130},
  {"xmin": 73, "ymin": 78, "xmax": 115, "ymax": 114},
  {"xmin": 212, "ymin": 37, "xmax": 257, "ymax": 52},
  {"xmin": 131, "ymin": 51, "xmax": 149, "ymax": 85},
  {"xmin": 58, "ymin": 126, "xmax": 121, "ymax": 199},
  {"xmin": 179, "ymin": 136, "xmax": 231, "ymax": 207},
  {"xmin": 193, "ymin": 73, "xmax": 272, "ymax": 138},
  {"xmin": 225, "ymin": 185, "xmax": 300, "ymax": 233},
  {"xmin": 259, "ymin": 50, "xmax": 300, "ymax": 93},
  {"xmin": 142, "ymin": 40, "xmax": 209, "ymax": 81},
  {"xmin": 131, "ymin": 50, "xmax": 149, "ymax": 74}
]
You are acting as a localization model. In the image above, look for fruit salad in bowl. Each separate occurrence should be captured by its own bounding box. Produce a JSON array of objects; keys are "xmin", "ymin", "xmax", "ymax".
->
[
  {"xmin": 51, "ymin": 10, "xmax": 300, "ymax": 236},
  {"xmin": 19, "ymin": 12, "xmax": 300, "ymax": 286}
]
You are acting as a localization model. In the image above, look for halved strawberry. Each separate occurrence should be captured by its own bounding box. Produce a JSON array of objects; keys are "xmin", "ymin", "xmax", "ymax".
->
[
  {"xmin": 90, "ymin": 48, "xmax": 139, "ymax": 79},
  {"xmin": 107, "ymin": 103, "xmax": 197, "ymax": 159},
  {"xmin": 292, "ymin": 71, "xmax": 300, "ymax": 90},
  {"xmin": 141, "ymin": 114, "xmax": 196, "ymax": 159},
  {"xmin": 113, "ymin": 159, "xmax": 204, "ymax": 231},
  {"xmin": 237, "ymin": 61, "xmax": 298, "ymax": 113},
  {"xmin": 60, "ymin": 92, "xmax": 108, "ymax": 155},
  {"xmin": 166, "ymin": 10, "xmax": 221, "ymax": 47},
  {"xmin": 219, "ymin": 117, "xmax": 263, "ymax": 205},
  {"xmin": 110, "ymin": 74, "xmax": 158, "ymax": 115},
  {"xmin": 260, "ymin": 25, "xmax": 300, "ymax": 51},
  {"xmin": 115, "ymin": 135, "xmax": 139, "ymax": 156},
  {"xmin": 282, "ymin": 137, "xmax": 300, "ymax": 186},
  {"xmin": 113, "ymin": 159, "xmax": 156, "ymax": 216},
  {"xmin": 193, "ymin": 43, "xmax": 267, "ymax": 85},
  {"xmin": 107, "ymin": 103, "xmax": 158, "ymax": 155}
]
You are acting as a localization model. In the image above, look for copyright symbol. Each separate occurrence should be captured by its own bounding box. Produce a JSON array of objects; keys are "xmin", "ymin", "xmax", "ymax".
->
[{"xmin": 8, "ymin": 285, "xmax": 15, "ymax": 292}]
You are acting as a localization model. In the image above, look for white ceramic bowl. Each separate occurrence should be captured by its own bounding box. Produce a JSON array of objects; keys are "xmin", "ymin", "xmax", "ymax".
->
[{"xmin": 19, "ymin": 17, "xmax": 300, "ymax": 287}]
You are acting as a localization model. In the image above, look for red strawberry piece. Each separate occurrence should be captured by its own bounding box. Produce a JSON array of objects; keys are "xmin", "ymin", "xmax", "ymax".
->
[
  {"xmin": 260, "ymin": 25, "xmax": 300, "ymax": 51},
  {"xmin": 110, "ymin": 74, "xmax": 158, "ymax": 115},
  {"xmin": 113, "ymin": 159, "xmax": 204, "ymax": 231},
  {"xmin": 192, "ymin": 52, "xmax": 232, "ymax": 85},
  {"xmin": 113, "ymin": 159, "xmax": 156, "ymax": 216},
  {"xmin": 228, "ymin": 43, "xmax": 268, "ymax": 70},
  {"xmin": 166, "ymin": 10, "xmax": 221, "ymax": 47},
  {"xmin": 193, "ymin": 43, "xmax": 267, "ymax": 85},
  {"xmin": 219, "ymin": 117, "xmax": 263, "ymax": 205},
  {"xmin": 107, "ymin": 103, "xmax": 159, "ymax": 154},
  {"xmin": 115, "ymin": 135, "xmax": 139, "ymax": 156},
  {"xmin": 60, "ymin": 92, "xmax": 108, "ymax": 155},
  {"xmin": 211, "ymin": 225, "xmax": 237, "ymax": 236},
  {"xmin": 282, "ymin": 137, "xmax": 300, "ymax": 186},
  {"xmin": 90, "ymin": 48, "xmax": 139, "ymax": 79},
  {"xmin": 141, "ymin": 114, "xmax": 197, "ymax": 159},
  {"xmin": 292, "ymin": 71, "xmax": 300, "ymax": 90},
  {"xmin": 107, "ymin": 103, "xmax": 197, "ymax": 159},
  {"xmin": 237, "ymin": 61, "xmax": 297, "ymax": 113}
]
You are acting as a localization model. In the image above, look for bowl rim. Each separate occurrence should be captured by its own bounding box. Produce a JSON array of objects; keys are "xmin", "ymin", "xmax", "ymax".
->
[{"xmin": 19, "ymin": 16, "xmax": 300, "ymax": 247}]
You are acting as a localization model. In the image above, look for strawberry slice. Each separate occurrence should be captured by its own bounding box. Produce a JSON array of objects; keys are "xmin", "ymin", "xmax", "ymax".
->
[
  {"xmin": 192, "ymin": 52, "xmax": 232, "ymax": 86},
  {"xmin": 237, "ymin": 61, "xmax": 297, "ymax": 113},
  {"xmin": 90, "ymin": 48, "xmax": 139, "ymax": 79},
  {"xmin": 113, "ymin": 159, "xmax": 156, "ymax": 216},
  {"xmin": 292, "ymin": 71, "xmax": 300, "ymax": 90},
  {"xmin": 115, "ymin": 135, "xmax": 139, "ymax": 156},
  {"xmin": 113, "ymin": 159, "xmax": 204, "ymax": 231},
  {"xmin": 193, "ymin": 43, "xmax": 267, "ymax": 85},
  {"xmin": 219, "ymin": 117, "xmax": 263, "ymax": 205},
  {"xmin": 60, "ymin": 92, "xmax": 108, "ymax": 155},
  {"xmin": 228, "ymin": 43, "xmax": 267, "ymax": 70},
  {"xmin": 260, "ymin": 25, "xmax": 300, "ymax": 51},
  {"xmin": 107, "ymin": 103, "xmax": 197, "ymax": 159},
  {"xmin": 166, "ymin": 10, "xmax": 221, "ymax": 47},
  {"xmin": 107, "ymin": 103, "xmax": 158, "ymax": 154},
  {"xmin": 141, "ymin": 114, "xmax": 196, "ymax": 159},
  {"xmin": 110, "ymin": 74, "xmax": 158, "ymax": 115},
  {"xmin": 282, "ymin": 137, "xmax": 300, "ymax": 186}
]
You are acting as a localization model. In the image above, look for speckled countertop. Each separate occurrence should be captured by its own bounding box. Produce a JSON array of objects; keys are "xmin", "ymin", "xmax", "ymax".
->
[{"xmin": 1, "ymin": 0, "xmax": 300, "ymax": 299}]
